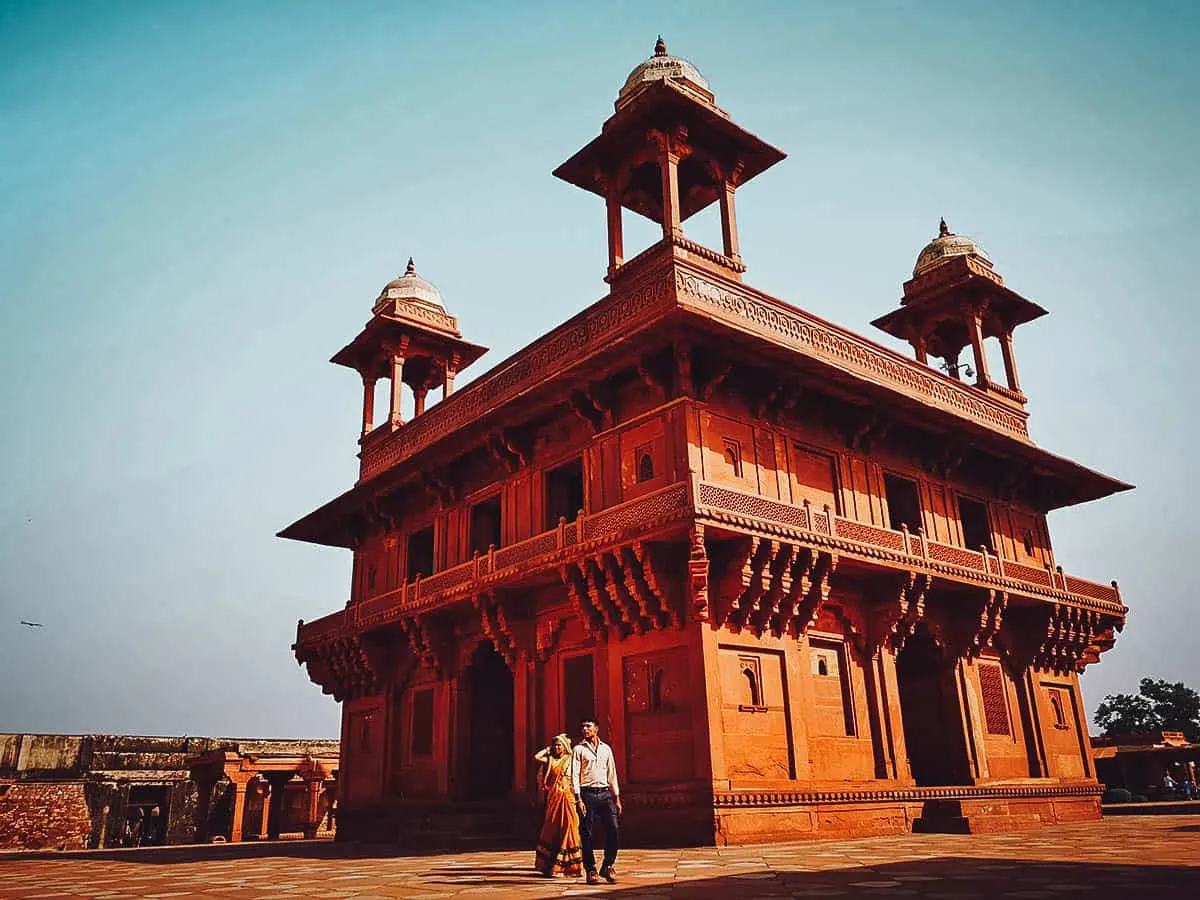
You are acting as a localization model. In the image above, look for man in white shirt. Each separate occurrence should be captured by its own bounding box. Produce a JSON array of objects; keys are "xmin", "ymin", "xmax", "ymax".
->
[{"xmin": 571, "ymin": 717, "xmax": 622, "ymax": 884}]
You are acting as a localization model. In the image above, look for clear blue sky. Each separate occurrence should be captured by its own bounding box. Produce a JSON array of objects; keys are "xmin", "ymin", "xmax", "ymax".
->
[{"xmin": 1, "ymin": 1, "xmax": 1195, "ymax": 738}]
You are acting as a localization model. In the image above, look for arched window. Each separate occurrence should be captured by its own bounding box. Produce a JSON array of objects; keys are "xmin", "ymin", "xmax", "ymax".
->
[
  {"xmin": 638, "ymin": 452, "xmax": 655, "ymax": 483},
  {"xmin": 650, "ymin": 668, "xmax": 665, "ymax": 713},
  {"xmin": 1022, "ymin": 530, "xmax": 1035, "ymax": 557},
  {"xmin": 366, "ymin": 566, "xmax": 377, "ymax": 591},
  {"xmin": 817, "ymin": 657, "xmax": 829, "ymax": 676},
  {"xmin": 742, "ymin": 666, "xmax": 762, "ymax": 707},
  {"xmin": 722, "ymin": 439, "xmax": 743, "ymax": 478}
]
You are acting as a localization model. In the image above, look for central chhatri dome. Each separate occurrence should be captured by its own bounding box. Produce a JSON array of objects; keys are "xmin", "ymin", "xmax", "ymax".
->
[
  {"xmin": 616, "ymin": 36, "xmax": 714, "ymax": 109},
  {"xmin": 913, "ymin": 219, "xmax": 993, "ymax": 277}
]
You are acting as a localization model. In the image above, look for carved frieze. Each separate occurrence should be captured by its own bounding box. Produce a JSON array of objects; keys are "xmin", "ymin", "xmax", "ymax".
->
[{"xmin": 674, "ymin": 269, "xmax": 1031, "ymax": 441}]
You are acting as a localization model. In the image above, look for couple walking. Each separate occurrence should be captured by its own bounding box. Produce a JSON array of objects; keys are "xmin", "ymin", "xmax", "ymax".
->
[{"xmin": 533, "ymin": 718, "xmax": 622, "ymax": 884}]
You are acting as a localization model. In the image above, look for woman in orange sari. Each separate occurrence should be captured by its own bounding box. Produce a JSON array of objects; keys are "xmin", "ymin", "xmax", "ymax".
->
[{"xmin": 533, "ymin": 734, "xmax": 582, "ymax": 878}]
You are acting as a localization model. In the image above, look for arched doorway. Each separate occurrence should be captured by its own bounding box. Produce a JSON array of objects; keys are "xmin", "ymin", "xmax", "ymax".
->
[
  {"xmin": 896, "ymin": 629, "xmax": 971, "ymax": 786},
  {"xmin": 465, "ymin": 641, "xmax": 515, "ymax": 800}
]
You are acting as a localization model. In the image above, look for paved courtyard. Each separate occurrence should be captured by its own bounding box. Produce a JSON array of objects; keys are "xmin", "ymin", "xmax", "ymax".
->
[{"xmin": 2, "ymin": 816, "xmax": 1198, "ymax": 899}]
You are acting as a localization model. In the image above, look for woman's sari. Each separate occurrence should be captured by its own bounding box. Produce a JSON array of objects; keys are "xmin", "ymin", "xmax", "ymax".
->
[{"xmin": 534, "ymin": 754, "xmax": 582, "ymax": 877}]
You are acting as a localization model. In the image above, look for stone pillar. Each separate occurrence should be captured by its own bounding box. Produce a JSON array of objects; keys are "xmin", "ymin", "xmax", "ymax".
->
[
  {"xmin": 230, "ymin": 780, "xmax": 249, "ymax": 843},
  {"xmin": 911, "ymin": 334, "xmax": 928, "ymax": 365},
  {"xmin": 955, "ymin": 659, "xmax": 989, "ymax": 781},
  {"xmin": 257, "ymin": 778, "xmax": 272, "ymax": 840},
  {"xmin": 361, "ymin": 375, "xmax": 376, "ymax": 436},
  {"xmin": 606, "ymin": 185, "xmax": 624, "ymax": 278},
  {"xmin": 192, "ymin": 773, "xmax": 216, "ymax": 843},
  {"xmin": 864, "ymin": 648, "xmax": 899, "ymax": 780},
  {"xmin": 512, "ymin": 658, "xmax": 530, "ymax": 794},
  {"xmin": 659, "ymin": 143, "xmax": 682, "ymax": 241},
  {"xmin": 718, "ymin": 179, "xmax": 740, "ymax": 262},
  {"xmin": 968, "ymin": 311, "xmax": 991, "ymax": 387},
  {"xmin": 444, "ymin": 367, "xmax": 456, "ymax": 399},
  {"xmin": 304, "ymin": 779, "xmax": 323, "ymax": 839},
  {"xmin": 1000, "ymin": 330, "xmax": 1022, "ymax": 393},
  {"xmin": 389, "ymin": 353, "xmax": 406, "ymax": 427},
  {"xmin": 413, "ymin": 384, "xmax": 428, "ymax": 417}
]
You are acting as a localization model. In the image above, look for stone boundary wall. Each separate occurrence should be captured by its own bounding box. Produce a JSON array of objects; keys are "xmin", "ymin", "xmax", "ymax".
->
[{"xmin": 0, "ymin": 783, "xmax": 91, "ymax": 851}]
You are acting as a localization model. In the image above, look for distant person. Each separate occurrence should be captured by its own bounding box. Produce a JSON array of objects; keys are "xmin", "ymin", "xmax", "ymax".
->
[
  {"xmin": 532, "ymin": 734, "xmax": 582, "ymax": 878},
  {"xmin": 571, "ymin": 718, "xmax": 622, "ymax": 885}
]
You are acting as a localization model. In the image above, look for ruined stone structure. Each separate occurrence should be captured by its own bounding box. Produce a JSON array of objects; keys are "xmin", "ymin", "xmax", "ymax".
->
[
  {"xmin": 0, "ymin": 734, "xmax": 337, "ymax": 850},
  {"xmin": 283, "ymin": 40, "xmax": 1131, "ymax": 844}
]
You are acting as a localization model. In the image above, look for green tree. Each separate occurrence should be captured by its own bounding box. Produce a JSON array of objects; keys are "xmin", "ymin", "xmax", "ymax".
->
[{"xmin": 1095, "ymin": 678, "xmax": 1200, "ymax": 741}]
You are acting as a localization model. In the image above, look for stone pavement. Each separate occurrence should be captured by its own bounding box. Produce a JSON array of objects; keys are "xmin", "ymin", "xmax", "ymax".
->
[{"xmin": 2, "ymin": 816, "xmax": 1198, "ymax": 899}]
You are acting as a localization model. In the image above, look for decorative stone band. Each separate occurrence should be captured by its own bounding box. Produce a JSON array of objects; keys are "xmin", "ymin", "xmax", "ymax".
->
[
  {"xmin": 695, "ymin": 481, "xmax": 1123, "ymax": 617},
  {"xmin": 674, "ymin": 270, "xmax": 1031, "ymax": 440},
  {"xmin": 713, "ymin": 783, "xmax": 1102, "ymax": 809}
]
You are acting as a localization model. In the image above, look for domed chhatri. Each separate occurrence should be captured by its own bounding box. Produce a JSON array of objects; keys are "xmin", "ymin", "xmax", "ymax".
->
[
  {"xmin": 376, "ymin": 257, "xmax": 445, "ymax": 309},
  {"xmin": 913, "ymin": 218, "xmax": 993, "ymax": 278},
  {"xmin": 617, "ymin": 36, "xmax": 714, "ymax": 109}
]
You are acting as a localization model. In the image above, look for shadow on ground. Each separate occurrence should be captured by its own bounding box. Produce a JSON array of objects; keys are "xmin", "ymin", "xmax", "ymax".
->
[
  {"xmin": 416, "ymin": 857, "xmax": 1199, "ymax": 896},
  {"xmin": 0, "ymin": 839, "xmax": 480, "ymax": 864}
]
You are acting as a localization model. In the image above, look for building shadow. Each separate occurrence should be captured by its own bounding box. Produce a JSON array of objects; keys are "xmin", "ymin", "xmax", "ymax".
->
[
  {"xmin": 420, "ymin": 857, "xmax": 1200, "ymax": 896},
  {"xmin": 0, "ymin": 839, "xmax": 457, "ymax": 864}
]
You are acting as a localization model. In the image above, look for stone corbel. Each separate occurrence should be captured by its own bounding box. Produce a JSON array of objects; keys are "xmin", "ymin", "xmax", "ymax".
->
[
  {"xmin": 923, "ymin": 443, "xmax": 966, "ymax": 481},
  {"xmin": 793, "ymin": 550, "xmax": 839, "ymax": 634},
  {"xmin": 561, "ymin": 563, "xmax": 605, "ymax": 640},
  {"xmin": 871, "ymin": 571, "xmax": 930, "ymax": 652},
  {"xmin": 704, "ymin": 158, "xmax": 746, "ymax": 188},
  {"xmin": 474, "ymin": 591, "xmax": 533, "ymax": 669},
  {"xmin": 636, "ymin": 352, "xmax": 671, "ymax": 403},
  {"xmin": 421, "ymin": 466, "xmax": 458, "ymax": 508},
  {"xmin": 568, "ymin": 386, "xmax": 613, "ymax": 433},
  {"xmin": 535, "ymin": 615, "xmax": 568, "ymax": 662},
  {"xmin": 687, "ymin": 524, "xmax": 710, "ymax": 623},
  {"xmin": 700, "ymin": 359, "xmax": 734, "ymax": 402},
  {"xmin": 646, "ymin": 125, "xmax": 692, "ymax": 159},
  {"xmin": 673, "ymin": 341, "xmax": 695, "ymax": 398},
  {"xmin": 846, "ymin": 408, "xmax": 890, "ymax": 454},
  {"xmin": 398, "ymin": 615, "xmax": 452, "ymax": 678},
  {"xmin": 487, "ymin": 427, "xmax": 532, "ymax": 473}
]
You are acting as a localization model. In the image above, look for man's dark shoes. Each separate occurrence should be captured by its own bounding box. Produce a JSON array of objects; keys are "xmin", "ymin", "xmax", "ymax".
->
[
  {"xmin": 601, "ymin": 867, "xmax": 618, "ymax": 884},
  {"xmin": 586, "ymin": 871, "xmax": 600, "ymax": 885}
]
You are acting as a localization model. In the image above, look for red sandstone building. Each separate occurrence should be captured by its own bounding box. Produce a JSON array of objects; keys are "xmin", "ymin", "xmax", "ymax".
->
[{"xmin": 282, "ymin": 40, "xmax": 1131, "ymax": 843}]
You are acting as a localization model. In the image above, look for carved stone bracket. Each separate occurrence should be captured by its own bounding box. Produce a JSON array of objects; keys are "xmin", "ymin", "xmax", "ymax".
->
[
  {"xmin": 295, "ymin": 633, "xmax": 381, "ymax": 702},
  {"xmin": 474, "ymin": 590, "xmax": 533, "ymax": 669},
  {"xmin": 398, "ymin": 615, "xmax": 452, "ymax": 678},
  {"xmin": 637, "ymin": 352, "xmax": 671, "ymax": 403},
  {"xmin": 487, "ymin": 427, "xmax": 532, "ymax": 473},
  {"xmin": 700, "ymin": 359, "xmax": 733, "ymax": 402},
  {"xmin": 674, "ymin": 341, "xmax": 695, "ymax": 399},
  {"xmin": 716, "ymin": 537, "xmax": 837, "ymax": 638},
  {"xmin": 687, "ymin": 524, "xmax": 710, "ymax": 622},
  {"xmin": 536, "ymin": 616, "xmax": 568, "ymax": 662},
  {"xmin": 420, "ymin": 467, "xmax": 458, "ymax": 508},
  {"xmin": 559, "ymin": 541, "xmax": 683, "ymax": 640},
  {"xmin": 999, "ymin": 601, "xmax": 1124, "ymax": 675},
  {"xmin": 846, "ymin": 408, "xmax": 891, "ymax": 454},
  {"xmin": 568, "ymin": 383, "xmax": 615, "ymax": 433},
  {"xmin": 870, "ymin": 571, "xmax": 930, "ymax": 652}
]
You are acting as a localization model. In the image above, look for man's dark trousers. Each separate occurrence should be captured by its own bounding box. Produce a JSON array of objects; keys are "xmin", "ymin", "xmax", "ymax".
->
[{"xmin": 580, "ymin": 786, "xmax": 619, "ymax": 873}]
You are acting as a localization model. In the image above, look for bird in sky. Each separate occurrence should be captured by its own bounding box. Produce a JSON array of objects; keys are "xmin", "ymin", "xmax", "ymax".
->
[{"xmin": 19, "ymin": 621, "xmax": 43, "ymax": 628}]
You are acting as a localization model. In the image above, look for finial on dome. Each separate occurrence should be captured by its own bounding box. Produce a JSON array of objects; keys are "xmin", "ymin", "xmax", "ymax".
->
[
  {"xmin": 938, "ymin": 218, "xmax": 950, "ymax": 237},
  {"xmin": 654, "ymin": 35, "xmax": 667, "ymax": 56},
  {"xmin": 405, "ymin": 257, "xmax": 416, "ymax": 275}
]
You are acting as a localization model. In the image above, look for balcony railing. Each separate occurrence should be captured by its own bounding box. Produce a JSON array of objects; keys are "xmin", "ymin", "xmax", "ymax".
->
[
  {"xmin": 295, "ymin": 478, "xmax": 1123, "ymax": 648},
  {"xmin": 694, "ymin": 481, "xmax": 1122, "ymax": 614}
]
